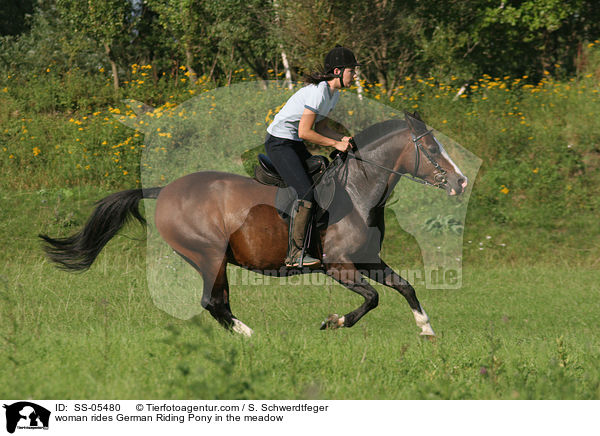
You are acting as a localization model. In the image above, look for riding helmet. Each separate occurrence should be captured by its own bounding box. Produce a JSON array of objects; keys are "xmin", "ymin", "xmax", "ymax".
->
[{"xmin": 324, "ymin": 46, "xmax": 361, "ymax": 73}]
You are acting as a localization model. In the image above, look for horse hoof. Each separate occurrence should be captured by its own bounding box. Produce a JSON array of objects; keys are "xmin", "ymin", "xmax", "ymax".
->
[
  {"xmin": 320, "ymin": 314, "xmax": 344, "ymax": 330},
  {"xmin": 419, "ymin": 332, "xmax": 436, "ymax": 342},
  {"xmin": 232, "ymin": 319, "xmax": 254, "ymax": 337}
]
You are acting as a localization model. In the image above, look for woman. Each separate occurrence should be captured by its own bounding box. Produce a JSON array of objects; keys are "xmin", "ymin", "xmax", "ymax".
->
[{"xmin": 265, "ymin": 46, "xmax": 361, "ymax": 268}]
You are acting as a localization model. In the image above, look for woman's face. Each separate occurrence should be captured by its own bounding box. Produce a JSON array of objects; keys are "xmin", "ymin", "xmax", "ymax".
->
[
  {"xmin": 334, "ymin": 67, "xmax": 357, "ymax": 88},
  {"xmin": 343, "ymin": 68, "xmax": 357, "ymax": 86}
]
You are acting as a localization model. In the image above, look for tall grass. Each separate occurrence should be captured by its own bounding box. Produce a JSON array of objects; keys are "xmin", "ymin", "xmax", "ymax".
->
[
  {"xmin": 1, "ymin": 191, "xmax": 599, "ymax": 399},
  {"xmin": 2, "ymin": 52, "xmax": 599, "ymax": 224},
  {"xmin": 1, "ymin": 142, "xmax": 599, "ymax": 400},
  {"xmin": 2, "ymin": 43, "xmax": 600, "ymax": 400}
]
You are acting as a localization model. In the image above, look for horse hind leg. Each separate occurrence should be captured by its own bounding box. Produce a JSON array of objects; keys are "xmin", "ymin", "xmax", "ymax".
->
[
  {"xmin": 197, "ymin": 255, "xmax": 254, "ymax": 337},
  {"xmin": 176, "ymin": 250, "xmax": 253, "ymax": 337}
]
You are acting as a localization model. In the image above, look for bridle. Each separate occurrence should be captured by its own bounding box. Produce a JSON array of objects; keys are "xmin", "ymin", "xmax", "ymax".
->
[
  {"xmin": 410, "ymin": 130, "xmax": 448, "ymax": 188},
  {"xmin": 344, "ymin": 130, "xmax": 448, "ymax": 190}
]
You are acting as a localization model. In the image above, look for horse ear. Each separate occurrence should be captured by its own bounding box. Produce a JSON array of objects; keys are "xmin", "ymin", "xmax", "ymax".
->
[
  {"xmin": 413, "ymin": 111, "xmax": 423, "ymax": 121},
  {"xmin": 404, "ymin": 111, "xmax": 416, "ymax": 131}
]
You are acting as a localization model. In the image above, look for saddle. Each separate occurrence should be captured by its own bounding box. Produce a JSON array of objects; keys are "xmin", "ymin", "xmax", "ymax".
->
[{"xmin": 253, "ymin": 153, "xmax": 338, "ymax": 226}]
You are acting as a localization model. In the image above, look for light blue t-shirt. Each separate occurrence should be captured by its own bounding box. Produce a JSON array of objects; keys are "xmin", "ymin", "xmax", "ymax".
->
[{"xmin": 267, "ymin": 81, "xmax": 339, "ymax": 141}]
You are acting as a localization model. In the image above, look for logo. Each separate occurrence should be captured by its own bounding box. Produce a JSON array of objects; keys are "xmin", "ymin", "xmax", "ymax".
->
[{"xmin": 3, "ymin": 402, "xmax": 50, "ymax": 434}]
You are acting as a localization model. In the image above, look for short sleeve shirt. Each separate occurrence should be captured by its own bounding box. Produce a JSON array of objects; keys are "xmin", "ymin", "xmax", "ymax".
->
[{"xmin": 267, "ymin": 81, "xmax": 339, "ymax": 141}]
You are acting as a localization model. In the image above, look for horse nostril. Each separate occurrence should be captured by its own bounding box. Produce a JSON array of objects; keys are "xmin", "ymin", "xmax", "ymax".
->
[{"xmin": 459, "ymin": 178, "xmax": 467, "ymax": 189}]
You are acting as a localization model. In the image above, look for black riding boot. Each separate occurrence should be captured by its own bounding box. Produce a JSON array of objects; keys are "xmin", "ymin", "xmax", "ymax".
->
[{"xmin": 285, "ymin": 199, "xmax": 321, "ymax": 268}]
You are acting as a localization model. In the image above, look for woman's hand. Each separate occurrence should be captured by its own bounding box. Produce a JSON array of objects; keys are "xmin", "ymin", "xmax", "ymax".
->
[{"xmin": 334, "ymin": 137, "xmax": 351, "ymax": 152}]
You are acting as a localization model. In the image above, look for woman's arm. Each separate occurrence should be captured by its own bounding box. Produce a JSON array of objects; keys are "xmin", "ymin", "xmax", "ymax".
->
[
  {"xmin": 314, "ymin": 118, "xmax": 352, "ymax": 143},
  {"xmin": 298, "ymin": 108, "xmax": 350, "ymax": 151}
]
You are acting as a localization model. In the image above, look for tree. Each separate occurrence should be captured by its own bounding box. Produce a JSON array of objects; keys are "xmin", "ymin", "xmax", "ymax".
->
[
  {"xmin": 0, "ymin": 0, "xmax": 36, "ymax": 36},
  {"xmin": 273, "ymin": 0, "xmax": 293, "ymax": 89},
  {"xmin": 410, "ymin": 0, "xmax": 600, "ymax": 81},
  {"xmin": 56, "ymin": 0, "xmax": 130, "ymax": 91},
  {"xmin": 274, "ymin": 0, "xmax": 351, "ymax": 77},
  {"xmin": 124, "ymin": 1, "xmax": 174, "ymax": 83},
  {"xmin": 145, "ymin": 0, "xmax": 213, "ymax": 84},
  {"xmin": 477, "ymin": 0, "xmax": 600, "ymax": 76},
  {"xmin": 334, "ymin": 0, "xmax": 421, "ymax": 92},
  {"xmin": 273, "ymin": 0, "xmax": 419, "ymax": 90},
  {"xmin": 206, "ymin": 0, "xmax": 279, "ymax": 86}
]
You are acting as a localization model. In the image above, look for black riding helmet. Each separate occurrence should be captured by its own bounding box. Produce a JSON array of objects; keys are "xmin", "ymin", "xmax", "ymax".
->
[{"xmin": 324, "ymin": 45, "xmax": 361, "ymax": 88}]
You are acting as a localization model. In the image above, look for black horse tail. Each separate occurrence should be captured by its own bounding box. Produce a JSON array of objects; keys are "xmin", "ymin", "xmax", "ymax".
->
[{"xmin": 39, "ymin": 187, "xmax": 163, "ymax": 271}]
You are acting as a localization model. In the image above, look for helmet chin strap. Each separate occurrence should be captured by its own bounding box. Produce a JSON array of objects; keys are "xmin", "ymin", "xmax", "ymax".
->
[{"xmin": 337, "ymin": 67, "xmax": 346, "ymax": 88}]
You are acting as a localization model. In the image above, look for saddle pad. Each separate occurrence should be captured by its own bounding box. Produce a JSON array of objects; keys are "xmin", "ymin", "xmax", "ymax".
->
[{"xmin": 274, "ymin": 158, "xmax": 339, "ymax": 227}]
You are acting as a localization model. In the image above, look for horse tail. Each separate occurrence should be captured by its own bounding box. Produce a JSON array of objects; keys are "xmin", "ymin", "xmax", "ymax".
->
[{"xmin": 39, "ymin": 187, "xmax": 163, "ymax": 271}]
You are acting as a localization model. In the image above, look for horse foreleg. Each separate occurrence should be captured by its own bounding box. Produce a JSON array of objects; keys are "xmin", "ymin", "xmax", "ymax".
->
[
  {"xmin": 321, "ymin": 263, "xmax": 379, "ymax": 329},
  {"xmin": 356, "ymin": 259, "xmax": 435, "ymax": 336}
]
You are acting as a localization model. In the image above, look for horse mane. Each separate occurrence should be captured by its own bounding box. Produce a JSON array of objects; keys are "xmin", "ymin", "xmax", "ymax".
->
[{"xmin": 353, "ymin": 119, "xmax": 408, "ymax": 150}]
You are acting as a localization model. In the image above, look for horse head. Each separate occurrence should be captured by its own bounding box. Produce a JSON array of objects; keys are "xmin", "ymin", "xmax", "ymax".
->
[{"xmin": 403, "ymin": 111, "xmax": 468, "ymax": 196}]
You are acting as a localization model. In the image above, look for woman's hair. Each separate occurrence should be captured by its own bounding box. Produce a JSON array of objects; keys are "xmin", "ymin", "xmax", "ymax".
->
[{"xmin": 304, "ymin": 71, "xmax": 337, "ymax": 85}]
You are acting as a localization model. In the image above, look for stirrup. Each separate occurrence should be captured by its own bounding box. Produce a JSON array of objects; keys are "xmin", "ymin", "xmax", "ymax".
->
[{"xmin": 286, "ymin": 253, "xmax": 321, "ymax": 268}]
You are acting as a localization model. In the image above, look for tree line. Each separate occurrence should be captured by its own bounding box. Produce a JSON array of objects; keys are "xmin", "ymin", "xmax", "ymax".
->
[{"xmin": 1, "ymin": 0, "xmax": 599, "ymax": 92}]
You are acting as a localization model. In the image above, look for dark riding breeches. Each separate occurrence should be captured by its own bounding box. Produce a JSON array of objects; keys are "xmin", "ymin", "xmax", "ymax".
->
[{"xmin": 265, "ymin": 133, "xmax": 315, "ymax": 202}]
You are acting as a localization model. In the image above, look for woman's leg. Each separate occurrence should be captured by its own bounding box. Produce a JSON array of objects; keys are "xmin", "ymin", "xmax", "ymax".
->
[
  {"xmin": 265, "ymin": 135, "xmax": 314, "ymax": 202},
  {"xmin": 265, "ymin": 135, "xmax": 319, "ymax": 267}
]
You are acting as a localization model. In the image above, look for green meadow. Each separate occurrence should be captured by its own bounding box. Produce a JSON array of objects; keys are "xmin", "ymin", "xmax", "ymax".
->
[
  {"xmin": 1, "ymin": 40, "xmax": 600, "ymax": 399},
  {"xmin": 1, "ymin": 187, "xmax": 599, "ymax": 399}
]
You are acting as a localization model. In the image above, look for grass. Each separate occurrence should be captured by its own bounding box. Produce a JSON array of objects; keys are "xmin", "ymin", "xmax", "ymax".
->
[
  {"xmin": 1, "ymin": 189, "xmax": 599, "ymax": 399},
  {"xmin": 1, "ymin": 52, "xmax": 599, "ymax": 399}
]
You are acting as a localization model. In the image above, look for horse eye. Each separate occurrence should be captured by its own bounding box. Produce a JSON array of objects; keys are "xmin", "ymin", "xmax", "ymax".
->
[{"xmin": 426, "ymin": 141, "xmax": 440, "ymax": 154}]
